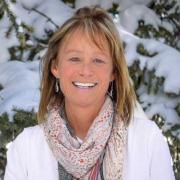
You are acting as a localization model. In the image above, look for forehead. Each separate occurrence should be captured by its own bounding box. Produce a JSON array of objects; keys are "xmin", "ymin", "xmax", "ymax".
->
[{"xmin": 59, "ymin": 27, "xmax": 110, "ymax": 53}]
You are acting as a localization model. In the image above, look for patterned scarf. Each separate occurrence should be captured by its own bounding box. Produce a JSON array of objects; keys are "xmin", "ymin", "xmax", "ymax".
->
[{"xmin": 42, "ymin": 96, "xmax": 127, "ymax": 179}]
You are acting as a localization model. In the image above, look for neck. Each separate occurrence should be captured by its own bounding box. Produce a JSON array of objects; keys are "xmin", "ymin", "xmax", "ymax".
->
[{"xmin": 64, "ymin": 100, "xmax": 105, "ymax": 140}]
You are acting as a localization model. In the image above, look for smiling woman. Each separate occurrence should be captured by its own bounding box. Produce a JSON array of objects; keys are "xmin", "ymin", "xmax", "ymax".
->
[
  {"xmin": 4, "ymin": 6, "xmax": 175, "ymax": 180},
  {"xmin": 50, "ymin": 28, "xmax": 114, "ymax": 132}
]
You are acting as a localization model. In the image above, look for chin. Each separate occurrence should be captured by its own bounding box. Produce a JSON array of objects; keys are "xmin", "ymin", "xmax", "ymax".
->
[
  {"xmin": 74, "ymin": 100, "xmax": 95, "ymax": 107},
  {"xmin": 74, "ymin": 96, "xmax": 105, "ymax": 107}
]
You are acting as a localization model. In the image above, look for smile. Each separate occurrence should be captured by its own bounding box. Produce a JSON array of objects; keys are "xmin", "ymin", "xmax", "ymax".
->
[{"xmin": 72, "ymin": 82, "xmax": 97, "ymax": 89}]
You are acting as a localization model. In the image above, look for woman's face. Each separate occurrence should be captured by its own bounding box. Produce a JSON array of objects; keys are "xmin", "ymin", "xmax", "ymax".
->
[{"xmin": 51, "ymin": 29, "xmax": 114, "ymax": 108}]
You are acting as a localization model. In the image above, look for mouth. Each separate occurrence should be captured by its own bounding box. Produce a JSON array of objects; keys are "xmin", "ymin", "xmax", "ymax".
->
[{"xmin": 72, "ymin": 82, "xmax": 97, "ymax": 89}]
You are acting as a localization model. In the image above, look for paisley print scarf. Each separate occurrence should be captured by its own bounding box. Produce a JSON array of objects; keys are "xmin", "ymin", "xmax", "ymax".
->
[{"xmin": 42, "ymin": 96, "xmax": 127, "ymax": 179}]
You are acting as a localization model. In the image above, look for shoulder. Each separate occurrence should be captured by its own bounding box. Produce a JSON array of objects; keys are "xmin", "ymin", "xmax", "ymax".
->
[
  {"xmin": 128, "ymin": 115, "xmax": 161, "ymax": 138},
  {"xmin": 8, "ymin": 125, "xmax": 44, "ymax": 151},
  {"xmin": 6, "ymin": 125, "xmax": 46, "ymax": 168},
  {"xmin": 127, "ymin": 116, "xmax": 165, "ymax": 153},
  {"xmin": 5, "ymin": 125, "xmax": 44, "ymax": 178},
  {"xmin": 127, "ymin": 116, "xmax": 175, "ymax": 179},
  {"xmin": 16, "ymin": 125, "xmax": 43, "ymax": 139},
  {"xmin": 22, "ymin": 125, "xmax": 43, "ymax": 139},
  {"xmin": 5, "ymin": 125, "xmax": 58, "ymax": 179},
  {"xmin": 127, "ymin": 115, "xmax": 173, "ymax": 165},
  {"xmin": 128, "ymin": 101, "xmax": 162, "ymax": 141},
  {"xmin": 22, "ymin": 124, "xmax": 43, "ymax": 135}
]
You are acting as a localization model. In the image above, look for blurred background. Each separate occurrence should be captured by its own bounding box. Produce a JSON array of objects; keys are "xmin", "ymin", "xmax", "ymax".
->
[{"xmin": 0, "ymin": 0, "xmax": 179, "ymax": 179}]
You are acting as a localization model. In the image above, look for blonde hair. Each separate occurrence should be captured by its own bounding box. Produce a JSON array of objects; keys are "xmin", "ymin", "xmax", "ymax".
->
[{"xmin": 38, "ymin": 6, "xmax": 136, "ymax": 124}]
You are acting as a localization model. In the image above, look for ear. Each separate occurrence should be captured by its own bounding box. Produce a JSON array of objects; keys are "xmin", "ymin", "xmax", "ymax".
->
[{"xmin": 51, "ymin": 60, "xmax": 59, "ymax": 78}]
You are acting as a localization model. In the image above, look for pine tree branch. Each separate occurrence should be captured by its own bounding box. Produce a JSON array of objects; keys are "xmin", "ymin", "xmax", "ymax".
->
[
  {"xmin": 1, "ymin": 0, "xmax": 31, "ymax": 50},
  {"xmin": 31, "ymin": 8, "xmax": 59, "ymax": 29}
]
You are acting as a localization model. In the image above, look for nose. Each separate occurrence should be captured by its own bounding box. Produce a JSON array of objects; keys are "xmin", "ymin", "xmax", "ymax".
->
[{"xmin": 79, "ymin": 62, "xmax": 93, "ymax": 77}]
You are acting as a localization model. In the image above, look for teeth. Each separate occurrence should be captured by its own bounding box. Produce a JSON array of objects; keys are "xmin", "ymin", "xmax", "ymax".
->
[{"xmin": 73, "ymin": 82, "xmax": 97, "ymax": 88}]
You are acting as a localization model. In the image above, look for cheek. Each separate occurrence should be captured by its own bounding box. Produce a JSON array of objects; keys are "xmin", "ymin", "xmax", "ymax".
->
[
  {"xmin": 58, "ymin": 63, "xmax": 74, "ymax": 77},
  {"xmin": 58, "ymin": 65, "xmax": 77, "ymax": 91},
  {"xmin": 100, "ymin": 67, "xmax": 114, "ymax": 81}
]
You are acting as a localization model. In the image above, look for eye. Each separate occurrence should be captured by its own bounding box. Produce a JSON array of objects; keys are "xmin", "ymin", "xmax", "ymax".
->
[
  {"xmin": 69, "ymin": 57, "xmax": 80, "ymax": 62},
  {"xmin": 93, "ymin": 58, "xmax": 105, "ymax": 64}
]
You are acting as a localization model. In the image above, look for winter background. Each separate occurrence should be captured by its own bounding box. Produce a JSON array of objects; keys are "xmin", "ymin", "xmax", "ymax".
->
[{"xmin": 0, "ymin": 0, "xmax": 179, "ymax": 179}]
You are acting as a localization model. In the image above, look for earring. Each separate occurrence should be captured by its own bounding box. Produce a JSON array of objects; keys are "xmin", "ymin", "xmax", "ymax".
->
[
  {"xmin": 55, "ymin": 78, "xmax": 59, "ymax": 93},
  {"xmin": 108, "ymin": 81, "xmax": 114, "ymax": 98}
]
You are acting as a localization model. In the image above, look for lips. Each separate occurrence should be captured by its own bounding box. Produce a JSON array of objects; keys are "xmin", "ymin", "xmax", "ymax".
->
[{"xmin": 72, "ymin": 82, "xmax": 97, "ymax": 89}]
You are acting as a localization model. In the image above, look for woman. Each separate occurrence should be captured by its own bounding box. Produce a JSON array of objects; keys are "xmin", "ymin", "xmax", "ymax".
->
[{"xmin": 4, "ymin": 6, "xmax": 175, "ymax": 180}]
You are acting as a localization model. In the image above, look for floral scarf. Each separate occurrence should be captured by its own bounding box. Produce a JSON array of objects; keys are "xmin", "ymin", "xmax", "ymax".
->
[{"xmin": 42, "ymin": 96, "xmax": 127, "ymax": 179}]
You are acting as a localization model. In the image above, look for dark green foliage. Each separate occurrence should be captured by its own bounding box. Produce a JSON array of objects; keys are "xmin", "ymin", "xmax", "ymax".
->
[
  {"xmin": 0, "ymin": 84, "xmax": 3, "ymax": 91},
  {"xmin": 128, "ymin": 41, "xmax": 179, "ymax": 178},
  {"xmin": 0, "ymin": 4, "xmax": 4, "ymax": 19},
  {"xmin": 0, "ymin": 147, "xmax": 6, "ymax": 178},
  {"xmin": 129, "ymin": 60, "xmax": 144, "ymax": 90},
  {"xmin": 147, "ymin": 70, "xmax": 164, "ymax": 94},
  {"xmin": 108, "ymin": 3, "xmax": 119, "ymax": 15},
  {"xmin": 2, "ymin": 0, "xmax": 33, "ymax": 47},
  {"xmin": 13, "ymin": 108, "xmax": 37, "ymax": 130},
  {"xmin": 27, "ymin": 43, "xmax": 45, "ymax": 61},
  {"xmin": 158, "ymin": 26, "xmax": 177, "ymax": 47},
  {"xmin": 1, "ymin": 0, "xmax": 50, "ymax": 62},
  {"xmin": 61, "ymin": 0, "xmax": 75, "ymax": 8},
  {"xmin": 137, "ymin": 43, "xmax": 158, "ymax": 57},
  {"xmin": 1, "ymin": 0, "xmax": 35, "ymax": 61},
  {"xmin": 135, "ymin": 0, "xmax": 180, "ymax": 50},
  {"xmin": 150, "ymin": 0, "xmax": 179, "ymax": 24},
  {"xmin": 0, "ymin": 113, "xmax": 11, "ymax": 148},
  {"xmin": 175, "ymin": 103, "xmax": 180, "ymax": 116},
  {"xmin": 135, "ymin": 20, "xmax": 157, "ymax": 38},
  {"xmin": 0, "ymin": 109, "xmax": 37, "ymax": 178},
  {"xmin": 8, "ymin": 46, "xmax": 26, "ymax": 61},
  {"xmin": 135, "ymin": 43, "xmax": 165, "ymax": 94},
  {"xmin": 152, "ymin": 114, "xmax": 180, "ymax": 178},
  {"xmin": 0, "ymin": 108, "xmax": 37, "ymax": 149},
  {"xmin": 8, "ymin": 42, "xmax": 45, "ymax": 61},
  {"xmin": 128, "ymin": 55, "xmax": 179, "ymax": 179},
  {"xmin": 135, "ymin": 23, "xmax": 179, "ymax": 50}
]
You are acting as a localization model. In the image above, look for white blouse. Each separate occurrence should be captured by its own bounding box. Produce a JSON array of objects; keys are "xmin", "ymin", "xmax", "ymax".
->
[{"xmin": 4, "ymin": 117, "xmax": 175, "ymax": 180}]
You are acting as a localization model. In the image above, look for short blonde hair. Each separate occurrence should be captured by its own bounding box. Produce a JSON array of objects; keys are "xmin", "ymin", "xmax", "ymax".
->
[{"xmin": 38, "ymin": 6, "xmax": 136, "ymax": 124}]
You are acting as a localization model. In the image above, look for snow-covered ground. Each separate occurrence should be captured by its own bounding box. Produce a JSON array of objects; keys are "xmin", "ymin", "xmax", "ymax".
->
[{"xmin": 0, "ymin": 0, "xmax": 179, "ymax": 133}]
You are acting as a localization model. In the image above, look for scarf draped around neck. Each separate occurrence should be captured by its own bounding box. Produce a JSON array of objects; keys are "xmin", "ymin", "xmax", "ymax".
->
[{"xmin": 42, "ymin": 96, "xmax": 127, "ymax": 179}]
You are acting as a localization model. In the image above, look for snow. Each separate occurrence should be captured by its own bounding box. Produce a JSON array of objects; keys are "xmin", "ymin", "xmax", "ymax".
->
[
  {"xmin": 8, "ymin": 0, "xmax": 73, "ymax": 38},
  {"xmin": 119, "ymin": 4, "xmax": 175, "ymax": 34},
  {"xmin": 119, "ymin": 28, "xmax": 180, "ymax": 94},
  {"xmin": 75, "ymin": 0, "xmax": 116, "ymax": 10},
  {"xmin": 119, "ymin": 4, "xmax": 160, "ymax": 33},
  {"xmin": 0, "ymin": 0, "xmax": 179, "ymax": 130},
  {"xmin": 18, "ymin": 0, "xmax": 44, "ymax": 9},
  {"xmin": 0, "ymin": 17, "xmax": 19, "ymax": 63},
  {"xmin": 139, "ymin": 91, "xmax": 180, "ymax": 123},
  {"xmin": 75, "ymin": 0, "xmax": 152, "ymax": 10},
  {"xmin": 75, "ymin": 0, "xmax": 101, "ymax": 9},
  {"xmin": 146, "ymin": 43, "xmax": 180, "ymax": 94},
  {"xmin": 118, "ymin": 0, "xmax": 152, "ymax": 10},
  {"xmin": 0, "ymin": 60, "xmax": 40, "ymax": 121}
]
